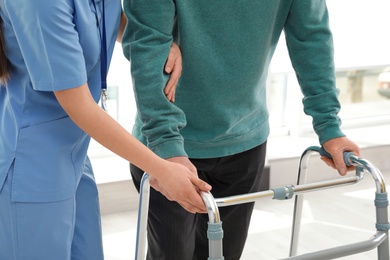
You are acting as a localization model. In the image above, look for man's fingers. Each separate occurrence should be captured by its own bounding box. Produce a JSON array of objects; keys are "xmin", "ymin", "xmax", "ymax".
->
[
  {"xmin": 321, "ymin": 155, "xmax": 350, "ymax": 176},
  {"xmin": 164, "ymin": 78, "xmax": 177, "ymax": 102},
  {"xmin": 334, "ymin": 156, "xmax": 348, "ymax": 176},
  {"xmin": 164, "ymin": 65, "xmax": 181, "ymax": 102},
  {"xmin": 164, "ymin": 44, "xmax": 181, "ymax": 102},
  {"xmin": 320, "ymin": 156, "xmax": 335, "ymax": 168},
  {"xmin": 169, "ymin": 64, "xmax": 181, "ymax": 85},
  {"xmin": 164, "ymin": 52, "xmax": 175, "ymax": 74}
]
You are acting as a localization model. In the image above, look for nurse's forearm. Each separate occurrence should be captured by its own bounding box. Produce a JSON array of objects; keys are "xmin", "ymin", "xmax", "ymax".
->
[{"xmin": 54, "ymin": 83, "xmax": 167, "ymax": 176}]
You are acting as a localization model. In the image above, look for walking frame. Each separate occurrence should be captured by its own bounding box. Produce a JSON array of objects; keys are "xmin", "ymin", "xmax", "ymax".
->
[{"xmin": 135, "ymin": 146, "xmax": 389, "ymax": 259}]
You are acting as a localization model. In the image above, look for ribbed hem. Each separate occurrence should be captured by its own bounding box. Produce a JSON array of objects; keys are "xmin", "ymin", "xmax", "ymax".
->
[{"xmin": 184, "ymin": 121, "xmax": 269, "ymax": 159}]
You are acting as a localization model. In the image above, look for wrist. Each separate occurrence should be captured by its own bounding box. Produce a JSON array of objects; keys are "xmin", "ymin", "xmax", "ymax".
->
[{"xmin": 147, "ymin": 157, "xmax": 170, "ymax": 179}]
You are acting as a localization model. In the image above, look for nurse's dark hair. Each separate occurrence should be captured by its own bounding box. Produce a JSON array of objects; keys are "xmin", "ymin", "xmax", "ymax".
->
[{"xmin": 0, "ymin": 17, "xmax": 9, "ymax": 84}]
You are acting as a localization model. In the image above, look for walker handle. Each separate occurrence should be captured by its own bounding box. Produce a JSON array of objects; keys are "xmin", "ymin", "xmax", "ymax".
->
[{"xmin": 319, "ymin": 147, "xmax": 354, "ymax": 167}]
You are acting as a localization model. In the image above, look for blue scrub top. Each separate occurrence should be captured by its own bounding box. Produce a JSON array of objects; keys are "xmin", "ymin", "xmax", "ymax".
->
[{"xmin": 0, "ymin": 0, "xmax": 121, "ymax": 202}]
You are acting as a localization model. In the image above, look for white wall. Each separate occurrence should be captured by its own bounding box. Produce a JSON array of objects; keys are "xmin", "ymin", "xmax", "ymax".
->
[{"xmin": 271, "ymin": 0, "xmax": 390, "ymax": 73}]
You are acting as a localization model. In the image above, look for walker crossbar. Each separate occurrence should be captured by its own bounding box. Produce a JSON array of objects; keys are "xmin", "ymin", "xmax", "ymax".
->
[{"xmin": 212, "ymin": 175, "xmax": 361, "ymax": 207}]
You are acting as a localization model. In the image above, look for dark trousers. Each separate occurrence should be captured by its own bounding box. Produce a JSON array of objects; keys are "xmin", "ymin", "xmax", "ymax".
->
[{"xmin": 130, "ymin": 142, "xmax": 267, "ymax": 260}]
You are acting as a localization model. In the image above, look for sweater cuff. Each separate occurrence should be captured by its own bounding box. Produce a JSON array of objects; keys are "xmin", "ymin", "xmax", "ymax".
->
[
  {"xmin": 151, "ymin": 139, "xmax": 188, "ymax": 159},
  {"xmin": 317, "ymin": 125, "xmax": 346, "ymax": 145}
]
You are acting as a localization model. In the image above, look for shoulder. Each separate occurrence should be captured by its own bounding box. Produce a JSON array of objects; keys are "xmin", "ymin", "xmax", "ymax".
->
[{"xmin": 5, "ymin": 0, "xmax": 74, "ymax": 21}]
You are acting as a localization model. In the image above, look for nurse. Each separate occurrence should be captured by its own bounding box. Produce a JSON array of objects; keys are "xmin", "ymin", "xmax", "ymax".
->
[{"xmin": 0, "ymin": 0, "xmax": 211, "ymax": 260}]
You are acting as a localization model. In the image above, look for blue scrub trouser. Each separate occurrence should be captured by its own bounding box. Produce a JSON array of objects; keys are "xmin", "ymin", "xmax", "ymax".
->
[{"xmin": 0, "ymin": 158, "xmax": 104, "ymax": 260}]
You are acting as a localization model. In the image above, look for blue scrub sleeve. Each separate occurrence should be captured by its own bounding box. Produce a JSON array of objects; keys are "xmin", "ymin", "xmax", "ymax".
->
[{"xmin": 4, "ymin": 0, "xmax": 90, "ymax": 91}]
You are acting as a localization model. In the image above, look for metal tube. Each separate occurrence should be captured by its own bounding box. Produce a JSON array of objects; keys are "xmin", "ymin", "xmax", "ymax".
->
[
  {"xmin": 289, "ymin": 149, "xmax": 317, "ymax": 256},
  {"xmin": 288, "ymin": 147, "xmax": 389, "ymax": 259},
  {"xmin": 201, "ymin": 192, "xmax": 224, "ymax": 260},
  {"xmin": 214, "ymin": 176, "xmax": 360, "ymax": 208},
  {"xmin": 349, "ymin": 155, "xmax": 386, "ymax": 193},
  {"xmin": 282, "ymin": 232, "xmax": 387, "ymax": 260},
  {"xmin": 215, "ymin": 190, "xmax": 274, "ymax": 207},
  {"xmin": 378, "ymin": 231, "xmax": 389, "ymax": 260},
  {"xmin": 208, "ymin": 240, "xmax": 224, "ymax": 260},
  {"xmin": 202, "ymin": 192, "xmax": 221, "ymax": 224},
  {"xmin": 135, "ymin": 177, "xmax": 224, "ymax": 260},
  {"xmin": 135, "ymin": 174, "xmax": 151, "ymax": 260},
  {"xmin": 349, "ymin": 156, "xmax": 389, "ymax": 259},
  {"xmin": 378, "ymin": 233, "xmax": 389, "ymax": 260},
  {"xmin": 289, "ymin": 148, "xmax": 366, "ymax": 256}
]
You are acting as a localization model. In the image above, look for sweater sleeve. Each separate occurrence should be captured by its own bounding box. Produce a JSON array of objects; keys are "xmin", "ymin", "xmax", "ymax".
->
[
  {"xmin": 284, "ymin": 0, "xmax": 345, "ymax": 144},
  {"xmin": 122, "ymin": 0, "xmax": 187, "ymax": 158}
]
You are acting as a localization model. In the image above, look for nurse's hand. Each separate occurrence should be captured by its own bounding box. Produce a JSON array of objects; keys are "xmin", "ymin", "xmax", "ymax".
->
[
  {"xmin": 164, "ymin": 42, "xmax": 182, "ymax": 103},
  {"xmin": 149, "ymin": 160, "xmax": 211, "ymax": 214},
  {"xmin": 166, "ymin": 156, "xmax": 197, "ymax": 177}
]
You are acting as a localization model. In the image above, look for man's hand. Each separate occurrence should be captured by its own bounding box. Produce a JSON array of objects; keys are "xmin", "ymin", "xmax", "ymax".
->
[{"xmin": 321, "ymin": 137, "xmax": 360, "ymax": 176}]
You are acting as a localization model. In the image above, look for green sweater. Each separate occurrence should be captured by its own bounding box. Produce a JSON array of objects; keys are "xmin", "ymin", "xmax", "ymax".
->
[{"xmin": 122, "ymin": 0, "xmax": 345, "ymax": 159}]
